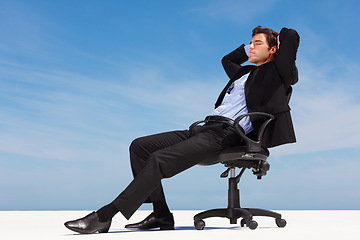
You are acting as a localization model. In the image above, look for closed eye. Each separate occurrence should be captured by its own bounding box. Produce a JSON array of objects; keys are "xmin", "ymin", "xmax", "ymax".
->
[{"xmin": 250, "ymin": 40, "xmax": 264, "ymax": 45}]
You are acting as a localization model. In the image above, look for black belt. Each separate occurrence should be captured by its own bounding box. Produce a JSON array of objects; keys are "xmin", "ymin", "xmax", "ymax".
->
[
  {"xmin": 189, "ymin": 115, "xmax": 235, "ymax": 130},
  {"xmin": 204, "ymin": 115, "xmax": 235, "ymax": 126}
]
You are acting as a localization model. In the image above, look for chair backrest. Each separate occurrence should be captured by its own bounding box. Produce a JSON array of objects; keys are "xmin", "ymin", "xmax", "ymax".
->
[{"xmin": 286, "ymin": 86, "xmax": 293, "ymax": 104}]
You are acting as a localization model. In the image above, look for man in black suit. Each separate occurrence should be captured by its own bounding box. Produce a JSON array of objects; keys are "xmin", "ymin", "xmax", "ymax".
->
[{"xmin": 64, "ymin": 26, "xmax": 300, "ymax": 234}]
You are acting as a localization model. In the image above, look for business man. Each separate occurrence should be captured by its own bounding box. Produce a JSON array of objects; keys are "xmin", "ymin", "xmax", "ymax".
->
[{"xmin": 64, "ymin": 26, "xmax": 300, "ymax": 234}]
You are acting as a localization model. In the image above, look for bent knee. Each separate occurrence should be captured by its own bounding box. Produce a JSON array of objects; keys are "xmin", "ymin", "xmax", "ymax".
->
[
  {"xmin": 129, "ymin": 137, "xmax": 140, "ymax": 151},
  {"xmin": 129, "ymin": 136, "xmax": 155, "ymax": 159}
]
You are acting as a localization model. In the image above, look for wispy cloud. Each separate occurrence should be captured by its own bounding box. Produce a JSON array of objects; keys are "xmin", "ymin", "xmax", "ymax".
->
[
  {"xmin": 2, "ymin": 43, "xmax": 360, "ymax": 162},
  {"xmin": 0, "ymin": 62, "xmax": 129, "ymax": 162},
  {"xmin": 272, "ymin": 55, "xmax": 360, "ymax": 156},
  {"xmin": 0, "ymin": 57, "xmax": 224, "ymax": 164}
]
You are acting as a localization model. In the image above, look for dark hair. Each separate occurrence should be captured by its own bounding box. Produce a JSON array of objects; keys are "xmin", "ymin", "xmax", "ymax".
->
[{"xmin": 252, "ymin": 26, "xmax": 279, "ymax": 50}]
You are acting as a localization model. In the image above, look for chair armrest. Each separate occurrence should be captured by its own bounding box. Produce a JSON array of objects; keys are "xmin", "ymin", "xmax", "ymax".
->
[{"xmin": 234, "ymin": 112, "xmax": 274, "ymax": 152}]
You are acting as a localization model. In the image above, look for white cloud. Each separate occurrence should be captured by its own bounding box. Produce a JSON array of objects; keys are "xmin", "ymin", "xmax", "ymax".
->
[
  {"xmin": 4, "ymin": 51, "xmax": 360, "ymax": 163},
  {"xmin": 0, "ymin": 58, "xmax": 226, "ymax": 165},
  {"xmin": 271, "ymin": 56, "xmax": 360, "ymax": 157}
]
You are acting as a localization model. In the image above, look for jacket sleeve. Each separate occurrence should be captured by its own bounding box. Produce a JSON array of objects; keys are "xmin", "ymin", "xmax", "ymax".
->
[
  {"xmin": 274, "ymin": 28, "xmax": 300, "ymax": 89},
  {"xmin": 221, "ymin": 44, "xmax": 249, "ymax": 79}
]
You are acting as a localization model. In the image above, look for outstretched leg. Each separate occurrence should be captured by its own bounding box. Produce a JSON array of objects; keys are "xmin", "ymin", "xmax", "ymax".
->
[
  {"xmin": 129, "ymin": 130, "xmax": 190, "ymax": 215},
  {"xmin": 112, "ymin": 126, "xmax": 234, "ymax": 219},
  {"xmin": 97, "ymin": 130, "xmax": 190, "ymax": 223},
  {"xmin": 64, "ymin": 122, "xmax": 242, "ymax": 234}
]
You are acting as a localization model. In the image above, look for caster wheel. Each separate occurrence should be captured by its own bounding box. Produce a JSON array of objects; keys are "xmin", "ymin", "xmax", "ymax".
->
[
  {"xmin": 248, "ymin": 220, "xmax": 258, "ymax": 230},
  {"xmin": 276, "ymin": 218, "xmax": 287, "ymax": 228},
  {"xmin": 240, "ymin": 219, "xmax": 247, "ymax": 227},
  {"xmin": 194, "ymin": 220, "xmax": 205, "ymax": 230}
]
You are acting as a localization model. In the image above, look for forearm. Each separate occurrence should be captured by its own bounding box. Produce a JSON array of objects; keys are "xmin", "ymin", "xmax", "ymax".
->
[
  {"xmin": 222, "ymin": 44, "xmax": 249, "ymax": 79},
  {"xmin": 275, "ymin": 28, "xmax": 300, "ymax": 87}
]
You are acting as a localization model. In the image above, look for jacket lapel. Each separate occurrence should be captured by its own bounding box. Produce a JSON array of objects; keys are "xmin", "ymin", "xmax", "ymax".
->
[{"xmin": 215, "ymin": 65, "xmax": 256, "ymax": 108}]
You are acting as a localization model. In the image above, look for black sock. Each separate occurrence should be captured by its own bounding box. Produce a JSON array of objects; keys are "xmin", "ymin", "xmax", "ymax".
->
[
  {"xmin": 153, "ymin": 201, "xmax": 171, "ymax": 218},
  {"xmin": 96, "ymin": 203, "xmax": 119, "ymax": 222}
]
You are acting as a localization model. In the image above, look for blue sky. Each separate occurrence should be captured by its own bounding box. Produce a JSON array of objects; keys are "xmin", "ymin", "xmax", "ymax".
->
[{"xmin": 1, "ymin": 0, "xmax": 359, "ymax": 211}]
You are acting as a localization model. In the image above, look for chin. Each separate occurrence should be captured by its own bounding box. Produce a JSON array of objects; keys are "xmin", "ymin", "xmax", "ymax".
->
[{"xmin": 248, "ymin": 59, "xmax": 256, "ymax": 64}]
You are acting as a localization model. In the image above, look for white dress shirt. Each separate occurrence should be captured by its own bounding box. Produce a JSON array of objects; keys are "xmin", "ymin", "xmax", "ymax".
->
[{"xmin": 211, "ymin": 72, "xmax": 253, "ymax": 134}]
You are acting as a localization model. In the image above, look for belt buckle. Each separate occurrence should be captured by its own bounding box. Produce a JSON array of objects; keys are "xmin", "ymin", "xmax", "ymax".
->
[{"xmin": 204, "ymin": 116, "xmax": 212, "ymax": 123}]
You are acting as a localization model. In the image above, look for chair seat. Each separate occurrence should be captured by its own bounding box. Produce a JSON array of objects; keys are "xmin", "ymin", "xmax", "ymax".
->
[{"xmin": 198, "ymin": 146, "xmax": 269, "ymax": 167}]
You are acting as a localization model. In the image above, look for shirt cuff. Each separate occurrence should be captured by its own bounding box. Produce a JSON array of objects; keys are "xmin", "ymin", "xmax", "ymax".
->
[{"xmin": 244, "ymin": 45, "xmax": 250, "ymax": 56}]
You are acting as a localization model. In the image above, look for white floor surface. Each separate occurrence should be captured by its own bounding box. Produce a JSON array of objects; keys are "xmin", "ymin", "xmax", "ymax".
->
[{"xmin": 1, "ymin": 210, "xmax": 359, "ymax": 240}]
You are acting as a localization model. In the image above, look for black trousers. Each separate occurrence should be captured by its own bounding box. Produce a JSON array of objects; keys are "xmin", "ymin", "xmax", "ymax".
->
[{"xmin": 111, "ymin": 122, "xmax": 243, "ymax": 219}]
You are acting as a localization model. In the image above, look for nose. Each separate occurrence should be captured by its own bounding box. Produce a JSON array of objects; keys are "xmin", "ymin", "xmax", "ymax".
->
[{"xmin": 249, "ymin": 42, "xmax": 254, "ymax": 49}]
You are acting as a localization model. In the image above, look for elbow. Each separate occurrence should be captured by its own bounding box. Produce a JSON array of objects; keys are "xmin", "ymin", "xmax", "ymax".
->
[
  {"xmin": 221, "ymin": 57, "xmax": 228, "ymax": 68},
  {"xmin": 280, "ymin": 28, "xmax": 300, "ymax": 45}
]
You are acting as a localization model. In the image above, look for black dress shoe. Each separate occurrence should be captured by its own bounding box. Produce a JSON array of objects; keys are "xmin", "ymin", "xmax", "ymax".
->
[
  {"xmin": 125, "ymin": 212, "xmax": 174, "ymax": 230},
  {"xmin": 64, "ymin": 211, "xmax": 111, "ymax": 234}
]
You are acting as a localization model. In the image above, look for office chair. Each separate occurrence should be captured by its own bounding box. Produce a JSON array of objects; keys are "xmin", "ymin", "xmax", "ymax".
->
[{"xmin": 193, "ymin": 112, "xmax": 287, "ymax": 230}]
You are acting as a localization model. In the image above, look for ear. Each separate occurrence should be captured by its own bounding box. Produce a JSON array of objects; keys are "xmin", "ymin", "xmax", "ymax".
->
[{"xmin": 269, "ymin": 45, "xmax": 277, "ymax": 55}]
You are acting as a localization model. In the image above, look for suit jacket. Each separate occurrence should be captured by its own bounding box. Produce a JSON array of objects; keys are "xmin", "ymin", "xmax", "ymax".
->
[{"xmin": 216, "ymin": 28, "xmax": 300, "ymax": 148}]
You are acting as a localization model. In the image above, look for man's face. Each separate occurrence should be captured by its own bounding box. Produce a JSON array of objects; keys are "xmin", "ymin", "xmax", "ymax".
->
[{"xmin": 248, "ymin": 33, "xmax": 276, "ymax": 66}]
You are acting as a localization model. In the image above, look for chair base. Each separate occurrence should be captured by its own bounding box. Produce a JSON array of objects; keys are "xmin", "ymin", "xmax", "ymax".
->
[
  {"xmin": 194, "ymin": 207, "xmax": 286, "ymax": 230},
  {"xmin": 193, "ymin": 175, "xmax": 286, "ymax": 230}
]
